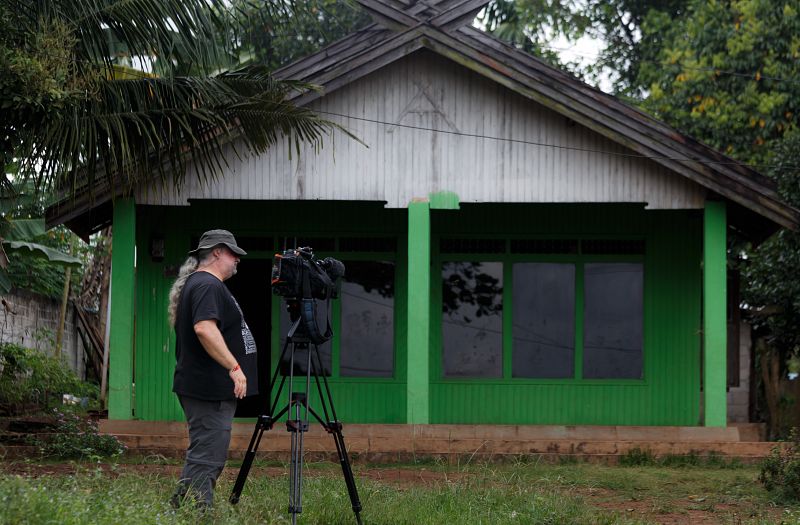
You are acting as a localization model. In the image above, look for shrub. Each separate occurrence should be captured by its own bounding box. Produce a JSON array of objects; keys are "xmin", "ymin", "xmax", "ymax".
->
[
  {"xmin": 0, "ymin": 342, "xmax": 98, "ymax": 415},
  {"xmin": 30, "ymin": 408, "xmax": 126, "ymax": 459},
  {"xmin": 759, "ymin": 427, "xmax": 800, "ymax": 501}
]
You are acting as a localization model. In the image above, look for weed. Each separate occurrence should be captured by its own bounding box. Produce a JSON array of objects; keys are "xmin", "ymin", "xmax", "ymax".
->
[
  {"xmin": 28, "ymin": 408, "xmax": 126, "ymax": 459},
  {"xmin": 759, "ymin": 427, "xmax": 800, "ymax": 502},
  {"xmin": 619, "ymin": 447, "xmax": 656, "ymax": 466}
]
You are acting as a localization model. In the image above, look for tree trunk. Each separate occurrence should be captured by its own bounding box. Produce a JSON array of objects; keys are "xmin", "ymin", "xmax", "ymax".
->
[{"xmin": 758, "ymin": 338, "xmax": 782, "ymax": 439}]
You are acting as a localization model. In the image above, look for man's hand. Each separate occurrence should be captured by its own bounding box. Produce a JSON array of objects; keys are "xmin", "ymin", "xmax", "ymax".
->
[
  {"xmin": 194, "ymin": 320, "xmax": 247, "ymax": 399},
  {"xmin": 229, "ymin": 367, "xmax": 247, "ymax": 399}
]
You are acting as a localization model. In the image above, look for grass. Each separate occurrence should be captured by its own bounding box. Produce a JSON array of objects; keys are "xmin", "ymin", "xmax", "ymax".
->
[{"xmin": 0, "ymin": 457, "xmax": 798, "ymax": 524}]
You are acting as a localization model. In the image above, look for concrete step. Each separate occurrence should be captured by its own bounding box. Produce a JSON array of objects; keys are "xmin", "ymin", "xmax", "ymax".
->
[{"xmin": 98, "ymin": 421, "xmax": 782, "ymax": 464}]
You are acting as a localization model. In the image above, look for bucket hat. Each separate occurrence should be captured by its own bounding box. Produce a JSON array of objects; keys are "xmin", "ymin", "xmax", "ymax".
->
[{"xmin": 188, "ymin": 229, "xmax": 247, "ymax": 256}]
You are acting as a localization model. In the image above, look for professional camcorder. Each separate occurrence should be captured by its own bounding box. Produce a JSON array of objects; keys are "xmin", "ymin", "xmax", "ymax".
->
[
  {"xmin": 271, "ymin": 247, "xmax": 344, "ymax": 347},
  {"xmin": 271, "ymin": 247, "xmax": 345, "ymax": 300}
]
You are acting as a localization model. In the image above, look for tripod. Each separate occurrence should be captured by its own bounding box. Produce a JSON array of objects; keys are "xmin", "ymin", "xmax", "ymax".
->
[{"xmin": 229, "ymin": 310, "xmax": 363, "ymax": 525}]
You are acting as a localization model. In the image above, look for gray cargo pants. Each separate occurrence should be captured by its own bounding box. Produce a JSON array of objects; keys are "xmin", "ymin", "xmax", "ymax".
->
[{"xmin": 172, "ymin": 395, "xmax": 237, "ymax": 508}]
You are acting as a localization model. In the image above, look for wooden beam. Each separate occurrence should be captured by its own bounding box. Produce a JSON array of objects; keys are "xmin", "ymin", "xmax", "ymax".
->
[{"xmin": 430, "ymin": 0, "xmax": 487, "ymax": 30}]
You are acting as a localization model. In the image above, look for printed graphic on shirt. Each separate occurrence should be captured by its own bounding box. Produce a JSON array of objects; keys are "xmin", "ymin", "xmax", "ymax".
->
[{"xmin": 232, "ymin": 296, "xmax": 257, "ymax": 355}]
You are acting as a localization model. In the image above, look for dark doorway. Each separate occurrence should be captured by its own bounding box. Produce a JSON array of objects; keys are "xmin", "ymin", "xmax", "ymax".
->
[{"xmin": 225, "ymin": 258, "xmax": 272, "ymax": 417}]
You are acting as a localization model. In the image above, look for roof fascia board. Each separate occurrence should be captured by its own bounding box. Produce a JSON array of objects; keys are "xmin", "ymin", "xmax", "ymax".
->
[
  {"xmin": 429, "ymin": 0, "xmax": 487, "ymax": 30},
  {"xmin": 290, "ymin": 28, "xmax": 426, "ymax": 106},
  {"xmin": 356, "ymin": 0, "xmax": 420, "ymax": 29},
  {"xmin": 458, "ymin": 26, "xmax": 773, "ymax": 188},
  {"xmin": 275, "ymin": 26, "xmax": 390, "ymax": 81},
  {"xmin": 426, "ymin": 28, "xmax": 792, "ymax": 213},
  {"xmin": 415, "ymin": 30, "xmax": 797, "ymax": 228}
]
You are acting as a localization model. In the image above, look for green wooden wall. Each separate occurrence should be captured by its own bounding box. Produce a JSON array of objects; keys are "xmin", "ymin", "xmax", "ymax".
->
[
  {"xmin": 132, "ymin": 201, "xmax": 701, "ymax": 425},
  {"xmin": 134, "ymin": 201, "xmax": 408, "ymax": 422},
  {"xmin": 429, "ymin": 204, "xmax": 702, "ymax": 425}
]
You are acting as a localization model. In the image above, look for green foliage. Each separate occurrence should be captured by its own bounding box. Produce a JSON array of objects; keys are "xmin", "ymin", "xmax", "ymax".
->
[
  {"xmin": 29, "ymin": 409, "xmax": 125, "ymax": 460},
  {"xmin": 481, "ymin": 0, "xmax": 688, "ymax": 94},
  {"xmin": 0, "ymin": 343, "xmax": 98, "ymax": 415},
  {"xmin": 6, "ymin": 225, "xmax": 88, "ymax": 298},
  {"xmin": 759, "ymin": 428, "xmax": 800, "ymax": 501},
  {"xmin": 233, "ymin": 0, "xmax": 371, "ymax": 71},
  {"xmin": 1, "ymin": 1, "xmax": 337, "ymax": 202},
  {"xmin": 639, "ymin": 0, "xmax": 800, "ymax": 167}
]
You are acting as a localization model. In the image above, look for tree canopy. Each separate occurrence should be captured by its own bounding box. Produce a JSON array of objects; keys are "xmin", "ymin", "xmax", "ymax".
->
[{"xmin": 0, "ymin": 0, "xmax": 339, "ymax": 200}]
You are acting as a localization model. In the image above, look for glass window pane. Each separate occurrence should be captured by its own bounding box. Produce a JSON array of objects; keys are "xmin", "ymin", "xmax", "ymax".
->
[
  {"xmin": 512, "ymin": 263, "xmax": 575, "ymax": 378},
  {"xmin": 583, "ymin": 263, "xmax": 644, "ymax": 379},
  {"xmin": 279, "ymin": 300, "xmax": 332, "ymax": 376},
  {"xmin": 340, "ymin": 261, "xmax": 395, "ymax": 377},
  {"xmin": 442, "ymin": 262, "xmax": 503, "ymax": 378}
]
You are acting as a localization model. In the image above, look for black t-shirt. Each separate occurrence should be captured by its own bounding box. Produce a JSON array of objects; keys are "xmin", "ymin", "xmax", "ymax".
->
[{"xmin": 173, "ymin": 271, "xmax": 258, "ymax": 400}]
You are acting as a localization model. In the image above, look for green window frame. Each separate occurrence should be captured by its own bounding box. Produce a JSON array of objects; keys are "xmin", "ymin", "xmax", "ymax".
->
[
  {"xmin": 270, "ymin": 235, "xmax": 401, "ymax": 383},
  {"xmin": 434, "ymin": 236, "xmax": 646, "ymax": 384}
]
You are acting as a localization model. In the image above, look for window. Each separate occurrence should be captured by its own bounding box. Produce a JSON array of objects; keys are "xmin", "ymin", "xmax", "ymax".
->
[
  {"xmin": 512, "ymin": 263, "xmax": 575, "ymax": 378},
  {"xmin": 583, "ymin": 263, "xmax": 644, "ymax": 379},
  {"xmin": 340, "ymin": 261, "xmax": 395, "ymax": 377},
  {"xmin": 441, "ymin": 262, "xmax": 503, "ymax": 378},
  {"xmin": 437, "ymin": 239, "xmax": 645, "ymax": 382},
  {"xmin": 272, "ymin": 236, "xmax": 397, "ymax": 380}
]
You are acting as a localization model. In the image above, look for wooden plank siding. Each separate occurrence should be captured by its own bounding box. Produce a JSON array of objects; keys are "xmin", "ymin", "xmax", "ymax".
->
[
  {"xmin": 429, "ymin": 204, "xmax": 702, "ymax": 426},
  {"xmin": 136, "ymin": 52, "xmax": 705, "ymax": 211},
  {"xmin": 132, "ymin": 200, "xmax": 702, "ymax": 425},
  {"xmin": 133, "ymin": 201, "xmax": 409, "ymax": 422}
]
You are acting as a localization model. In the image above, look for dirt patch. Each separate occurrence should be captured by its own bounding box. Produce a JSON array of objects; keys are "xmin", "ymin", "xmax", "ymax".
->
[{"xmin": 573, "ymin": 486, "xmax": 782, "ymax": 524}]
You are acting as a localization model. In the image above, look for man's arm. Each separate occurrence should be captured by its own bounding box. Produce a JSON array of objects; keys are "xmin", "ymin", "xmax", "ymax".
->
[{"xmin": 194, "ymin": 319, "xmax": 247, "ymax": 399}]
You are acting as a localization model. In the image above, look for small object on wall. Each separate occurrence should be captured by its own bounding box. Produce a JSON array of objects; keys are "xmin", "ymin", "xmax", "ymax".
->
[{"xmin": 150, "ymin": 234, "xmax": 165, "ymax": 262}]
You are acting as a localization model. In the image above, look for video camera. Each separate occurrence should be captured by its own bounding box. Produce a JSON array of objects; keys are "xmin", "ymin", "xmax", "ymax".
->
[{"xmin": 271, "ymin": 247, "xmax": 345, "ymax": 300}]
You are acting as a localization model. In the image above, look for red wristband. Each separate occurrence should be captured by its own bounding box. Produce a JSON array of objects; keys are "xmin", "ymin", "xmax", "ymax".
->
[{"xmin": 230, "ymin": 364, "xmax": 240, "ymax": 373}]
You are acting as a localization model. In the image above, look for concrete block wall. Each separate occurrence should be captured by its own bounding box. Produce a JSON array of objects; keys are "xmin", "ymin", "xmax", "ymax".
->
[
  {"xmin": 727, "ymin": 322, "xmax": 752, "ymax": 423},
  {"xmin": 0, "ymin": 289, "xmax": 85, "ymax": 379}
]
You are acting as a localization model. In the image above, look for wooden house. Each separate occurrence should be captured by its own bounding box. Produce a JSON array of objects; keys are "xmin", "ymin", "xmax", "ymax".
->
[{"xmin": 47, "ymin": 0, "xmax": 799, "ymax": 429}]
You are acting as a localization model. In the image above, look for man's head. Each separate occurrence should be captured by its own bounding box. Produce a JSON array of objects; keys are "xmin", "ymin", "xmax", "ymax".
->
[{"xmin": 190, "ymin": 230, "xmax": 246, "ymax": 281}]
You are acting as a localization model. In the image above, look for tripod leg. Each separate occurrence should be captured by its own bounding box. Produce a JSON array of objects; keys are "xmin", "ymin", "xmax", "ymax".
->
[
  {"xmin": 309, "ymin": 345, "xmax": 363, "ymax": 524},
  {"xmin": 328, "ymin": 423, "xmax": 363, "ymax": 525},
  {"xmin": 288, "ymin": 395, "xmax": 308, "ymax": 523},
  {"xmin": 230, "ymin": 337, "xmax": 293, "ymax": 505},
  {"xmin": 230, "ymin": 417, "xmax": 270, "ymax": 504}
]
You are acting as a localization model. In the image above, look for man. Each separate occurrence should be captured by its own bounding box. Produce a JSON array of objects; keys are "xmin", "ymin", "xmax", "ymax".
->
[{"xmin": 168, "ymin": 229, "xmax": 258, "ymax": 509}]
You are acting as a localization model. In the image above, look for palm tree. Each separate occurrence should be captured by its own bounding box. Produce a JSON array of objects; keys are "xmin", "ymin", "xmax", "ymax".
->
[{"xmin": 0, "ymin": 0, "xmax": 337, "ymax": 198}]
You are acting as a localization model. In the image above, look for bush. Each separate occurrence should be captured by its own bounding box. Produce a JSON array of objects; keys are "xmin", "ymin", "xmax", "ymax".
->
[
  {"xmin": 0, "ymin": 342, "xmax": 98, "ymax": 415},
  {"xmin": 759, "ymin": 427, "xmax": 800, "ymax": 501},
  {"xmin": 30, "ymin": 408, "xmax": 125, "ymax": 459}
]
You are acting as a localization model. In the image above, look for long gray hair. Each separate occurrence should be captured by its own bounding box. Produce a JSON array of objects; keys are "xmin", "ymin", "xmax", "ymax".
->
[{"xmin": 167, "ymin": 248, "xmax": 214, "ymax": 327}]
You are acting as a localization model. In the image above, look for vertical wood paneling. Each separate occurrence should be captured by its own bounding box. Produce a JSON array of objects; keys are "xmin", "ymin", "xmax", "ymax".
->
[
  {"xmin": 136, "ymin": 51, "xmax": 706, "ymax": 210},
  {"xmin": 134, "ymin": 202, "xmax": 407, "ymax": 422},
  {"xmin": 429, "ymin": 204, "xmax": 702, "ymax": 425}
]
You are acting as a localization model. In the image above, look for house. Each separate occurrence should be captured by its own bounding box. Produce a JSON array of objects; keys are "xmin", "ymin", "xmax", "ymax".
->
[{"xmin": 47, "ymin": 0, "xmax": 799, "ymax": 429}]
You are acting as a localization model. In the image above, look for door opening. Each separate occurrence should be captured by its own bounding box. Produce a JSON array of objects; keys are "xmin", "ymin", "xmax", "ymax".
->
[{"xmin": 225, "ymin": 258, "xmax": 272, "ymax": 417}]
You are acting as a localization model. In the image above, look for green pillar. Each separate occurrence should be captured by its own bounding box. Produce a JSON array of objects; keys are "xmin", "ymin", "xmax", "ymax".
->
[
  {"xmin": 109, "ymin": 198, "xmax": 136, "ymax": 420},
  {"xmin": 703, "ymin": 200, "xmax": 727, "ymax": 427},
  {"xmin": 407, "ymin": 199, "xmax": 430, "ymax": 424}
]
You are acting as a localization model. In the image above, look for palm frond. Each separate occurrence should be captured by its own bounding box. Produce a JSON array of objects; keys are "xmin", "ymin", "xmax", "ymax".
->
[{"xmin": 16, "ymin": 70, "xmax": 343, "ymax": 197}]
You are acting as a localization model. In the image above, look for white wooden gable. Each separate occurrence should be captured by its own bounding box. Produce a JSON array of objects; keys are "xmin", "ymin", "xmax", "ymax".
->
[{"xmin": 136, "ymin": 51, "xmax": 705, "ymax": 209}]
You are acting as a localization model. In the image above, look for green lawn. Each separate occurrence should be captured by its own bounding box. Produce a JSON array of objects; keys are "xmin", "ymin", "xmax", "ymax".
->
[{"xmin": 0, "ymin": 458, "xmax": 797, "ymax": 524}]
